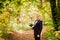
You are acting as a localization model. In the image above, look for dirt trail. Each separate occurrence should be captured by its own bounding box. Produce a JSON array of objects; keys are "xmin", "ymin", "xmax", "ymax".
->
[{"xmin": 5, "ymin": 27, "xmax": 47, "ymax": 40}]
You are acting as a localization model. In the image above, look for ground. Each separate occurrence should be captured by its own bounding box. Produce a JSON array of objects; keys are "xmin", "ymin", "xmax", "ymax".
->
[{"xmin": 5, "ymin": 26, "xmax": 48, "ymax": 40}]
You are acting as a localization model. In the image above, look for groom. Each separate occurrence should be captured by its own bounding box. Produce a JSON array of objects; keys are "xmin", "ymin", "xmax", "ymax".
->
[{"xmin": 30, "ymin": 14, "xmax": 43, "ymax": 40}]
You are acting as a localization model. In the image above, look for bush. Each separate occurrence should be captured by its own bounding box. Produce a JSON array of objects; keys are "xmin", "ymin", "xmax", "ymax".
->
[
  {"xmin": 44, "ymin": 26, "xmax": 60, "ymax": 40},
  {"xmin": 44, "ymin": 26, "xmax": 57, "ymax": 40}
]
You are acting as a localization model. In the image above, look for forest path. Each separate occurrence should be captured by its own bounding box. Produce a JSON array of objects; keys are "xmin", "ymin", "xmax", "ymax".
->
[{"xmin": 5, "ymin": 26, "xmax": 48, "ymax": 40}]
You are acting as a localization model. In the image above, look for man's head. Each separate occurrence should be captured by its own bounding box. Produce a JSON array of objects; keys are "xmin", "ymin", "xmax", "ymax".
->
[{"xmin": 36, "ymin": 14, "xmax": 40, "ymax": 20}]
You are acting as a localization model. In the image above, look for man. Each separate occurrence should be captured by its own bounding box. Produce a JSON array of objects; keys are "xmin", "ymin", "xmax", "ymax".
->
[{"xmin": 32, "ymin": 14, "xmax": 43, "ymax": 40}]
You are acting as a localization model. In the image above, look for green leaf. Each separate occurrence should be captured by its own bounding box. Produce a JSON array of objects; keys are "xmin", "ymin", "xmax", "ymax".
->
[{"xmin": 30, "ymin": 0, "xmax": 35, "ymax": 3}]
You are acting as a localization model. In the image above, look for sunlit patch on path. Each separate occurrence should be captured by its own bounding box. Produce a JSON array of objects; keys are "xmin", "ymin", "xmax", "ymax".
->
[{"xmin": 16, "ymin": 30, "xmax": 24, "ymax": 34}]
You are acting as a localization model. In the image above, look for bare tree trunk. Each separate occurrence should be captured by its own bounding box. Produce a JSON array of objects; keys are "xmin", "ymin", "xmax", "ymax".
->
[
  {"xmin": 50, "ymin": 0, "xmax": 59, "ymax": 31},
  {"xmin": 57, "ymin": 0, "xmax": 60, "ymax": 30},
  {"xmin": 58, "ymin": 0, "xmax": 60, "ymax": 19}
]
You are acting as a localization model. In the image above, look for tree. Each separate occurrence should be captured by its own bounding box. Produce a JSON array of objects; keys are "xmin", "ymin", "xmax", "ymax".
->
[
  {"xmin": 50, "ymin": 0, "xmax": 60, "ymax": 31},
  {"xmin": 57, "ymin": 0, "xmax": 60, "ymax": 26}
]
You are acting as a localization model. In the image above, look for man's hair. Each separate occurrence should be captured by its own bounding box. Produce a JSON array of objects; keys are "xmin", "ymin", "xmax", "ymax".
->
[{"xmin": 36, "ymin": 13, "xmax": 40, "ymax": 17}]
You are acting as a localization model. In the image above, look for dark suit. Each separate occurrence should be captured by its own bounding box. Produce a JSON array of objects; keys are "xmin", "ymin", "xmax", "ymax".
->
[{"xmin": 33, "ymin": 19, "xmax": 43, "ymax": 40}]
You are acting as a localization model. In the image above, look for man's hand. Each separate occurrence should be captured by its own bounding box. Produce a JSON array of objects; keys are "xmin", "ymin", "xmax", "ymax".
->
[
  {"xmin": 29, "ymin": 23, "xmax": 33, "ymax": 27},
  {"xmin": 37, "ymin": 35, "xmax": 40, "ymax": 37}
]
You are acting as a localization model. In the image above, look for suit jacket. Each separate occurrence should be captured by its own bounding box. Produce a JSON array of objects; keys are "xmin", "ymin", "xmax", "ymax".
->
[{"xmin": 33, "ymin": 19, "xmax": 43, "ymax": 35}]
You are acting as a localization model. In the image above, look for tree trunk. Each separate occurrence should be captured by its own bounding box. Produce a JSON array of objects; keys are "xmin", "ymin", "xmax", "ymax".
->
[
  {"xmin": 50, "ymin": 0, "xmax": 59, "ymax": 31},
  {"xmin": 57, "ymin": 0, "xmax": 60, "ymax": 30}
]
